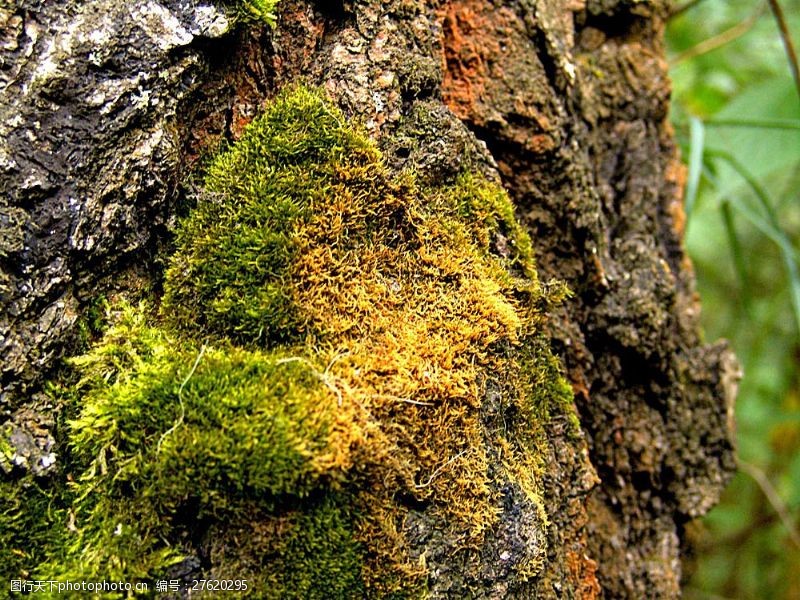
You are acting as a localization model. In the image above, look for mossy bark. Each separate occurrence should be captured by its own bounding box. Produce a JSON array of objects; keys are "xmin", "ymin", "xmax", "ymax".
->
[{"xmin": 1, "ymin": 0, "xmax": 736, "ymax": 598}]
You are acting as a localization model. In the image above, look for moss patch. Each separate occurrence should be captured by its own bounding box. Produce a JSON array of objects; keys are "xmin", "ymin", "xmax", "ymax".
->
[
  {"xmin": 70, "ymin": 304, "xmax": 337, "ymax": 508},
  {"xmin": 206, "ymin": 495, "xmax": 367, "ymax": 600},
  {"xmin": 33, "ymin": 301, "xmax": 351, "ymax": 584},
  {"xmin": 0, "ymin": 477, "xmax": 65, "ymax": 583},
  {"xmin": 18, "ymin": 86, "xmax": 579, "ymax": 597},
  {"xmin": 162, "ymin": 85, "xmax": 378, "ymax": 345},
  {"xmin": 222, "ymin": 0, "xmax": 279, "ymax": 26}
]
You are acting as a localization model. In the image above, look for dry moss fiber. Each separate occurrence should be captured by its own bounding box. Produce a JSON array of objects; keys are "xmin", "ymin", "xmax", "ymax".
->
[{"xmin": 2, "ymin": 86, "xmax": 577, "ymax": 598}]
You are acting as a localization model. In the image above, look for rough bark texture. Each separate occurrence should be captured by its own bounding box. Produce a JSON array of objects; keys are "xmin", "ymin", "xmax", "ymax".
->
[{"xmin": 1, "ymin": 0, "xmax": 737, "ymax": 597}]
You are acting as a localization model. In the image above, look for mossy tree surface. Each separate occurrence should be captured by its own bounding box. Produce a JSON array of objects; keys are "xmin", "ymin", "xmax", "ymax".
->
[
  {"xmin": 4, "ymin": 87, "xmax": 578, "ymax": 597},
  {"xmin": 223, "ymin": 0, "xmax": 279, "ymax": 26}
]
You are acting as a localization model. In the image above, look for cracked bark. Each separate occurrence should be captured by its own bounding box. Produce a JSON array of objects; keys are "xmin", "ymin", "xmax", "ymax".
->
[{"xmin": 0, "ymin": 0, "xmax": 736, "ymax": 597}]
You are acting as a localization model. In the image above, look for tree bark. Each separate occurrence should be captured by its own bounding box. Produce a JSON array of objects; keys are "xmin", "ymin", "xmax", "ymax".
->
[{"xmin": 0, "ymin": 0, "xmax": 737, "ymax": 597}]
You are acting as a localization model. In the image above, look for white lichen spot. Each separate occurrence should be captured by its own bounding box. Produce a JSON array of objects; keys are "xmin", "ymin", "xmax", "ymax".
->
[
  {"xmin": 23, "ymin": 21, "xmax": 39, "ymax": 56},
  {"xmin": 0, "ymin": 146, "xmax": 18, "ymax": 173},
  {"xmin": 372, "ymin": 91, "xmax": 384, "ymax": 113},
  {"xmin": 132, "ymin": 1, "xmax": 193, "ymax": 52},
  {"xmin": 87, "ymin": 89, "xmax": 107, "ymax": 107},
  {"xmin": 40, "ymin": 453, "xmax": 56, "ymax": 469},
  {"xmin": 30, "ymin": 39, "xmax": 60, "ymax": 88},
  {"xmin": 331, "ymin": 42, "xmax": 352, "ymax": 63},
  {"xmin": 562, "ymin": 60, "xmax": 577, "ymax": 83},
  {"xmin": 130, "ymin": 88, "xmax": 152, "ymax": 111},
  {"xmin": 192, "ymin": 5, "xmax": 230, "ymax": 38},
  {"xmin": 87, "ymin": 26, "xmax": 112, "ymax": 49},
  {"xmin": 132, "ymin": 126, "xmax": 164, "ymax": 161}
]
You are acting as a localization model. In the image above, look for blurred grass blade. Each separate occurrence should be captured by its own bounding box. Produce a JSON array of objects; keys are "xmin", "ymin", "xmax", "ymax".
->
[
  {"xmin": 720, "ymin": 200, "xmax": 752, "ymax": 316},
  {"xmin": 705, "ymin": 118, "xmax": 800, "ymax": 130},
  {"xmin": 766, "ymin": 0, "xmax": 800, "ymax": 100},
  {"xmin": 739, "ymin": 459, "xmax": 800, "ymax": 550},
  {"xmin": 670, "ymin": 5, "xmax": 763, "ymax": 65},
  {"xmin": 685, "ymin": 116, "xmax": 705, "ymax": 221},
  {"xmin": 703, "ymin": 164, "xmax": 798, "ymax": 262},
  {"xmin": 708, "ymin": 149, "xmax": 800, "ymax": 337},
  {"xmin": 723, "ymin": 195, "xmax": 789, "ymax": 254}
]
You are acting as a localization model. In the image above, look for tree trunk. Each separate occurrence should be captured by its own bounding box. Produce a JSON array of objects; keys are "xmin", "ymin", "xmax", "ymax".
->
[{"xmin": 0, "ymin": 0, "xmax": 737, "ymax": 597}]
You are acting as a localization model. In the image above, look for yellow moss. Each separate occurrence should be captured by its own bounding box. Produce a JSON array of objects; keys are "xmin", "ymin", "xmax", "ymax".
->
[
  {"xmin": 171, "ymin": 87, "xmax": 569, "ymax": 591},
  {"xmin": 40, "ymin": 86, "xmax": 578, "ymax": 597}
]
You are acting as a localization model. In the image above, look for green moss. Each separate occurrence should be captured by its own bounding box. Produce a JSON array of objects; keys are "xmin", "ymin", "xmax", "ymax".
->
[
  {"xmin": 25, "ymin": 85, "xmax": 581, "ymax": 597},
  {"xmin": 438, "ymin": 172, "xmax": 538, "ymax": 279},
  {"xmin": 272, "ymin": 500, "xmax": 366, "ymax": 599},
  {"xmin": 34, "ymin": 300, "xmax": 344, "ymax": 584},
  {"xmin": 197, "ymin": 496, "xmax": 367, "ymax": 599},
  {"xmin": 0, "ymin": 477, "xmax": 64, "ymax": 582},
  {"xmin": 74, "ymin": 295, "xmax": 108, "ymax": 351},
  {"xmin": 72, "ymin": 303, "xmax": 334, "ymax": 503},
  {"xmin": 516, "ymin": 336, "xmax": 582, "ymax": 444},
  {"xmin": 162, "ymin": 85, "xmax": 379, "ymax": 346},
  {"xmin": 221, "ymin": 0, "xmax": 280, "ymax": 26},
  {"xmin": 0, "ymin": 424, "xmax": 13, "ymax": 468},
  {"xmin": 260, "ymin": 497, "xmax": 367, "ymax": 599}
]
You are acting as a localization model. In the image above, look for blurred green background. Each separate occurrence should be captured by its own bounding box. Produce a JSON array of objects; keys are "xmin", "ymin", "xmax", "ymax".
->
[{"xmin": 666, "ymin": 0, "xmax": 800, "ymax": 597}]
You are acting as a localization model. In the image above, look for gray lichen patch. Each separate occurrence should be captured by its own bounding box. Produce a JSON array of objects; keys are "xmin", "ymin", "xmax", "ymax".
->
[
  {"xmin": 0, "ymin": 0, "xmax": 235, "ymax": 461},
  {"xmin": 0, "ymin": 206, "xmax": 27, "ymax": 257}
]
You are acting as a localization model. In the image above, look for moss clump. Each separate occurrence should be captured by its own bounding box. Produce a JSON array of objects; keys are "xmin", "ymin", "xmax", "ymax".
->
[
  {"xmin": 162, "ymin": 86, "xmax": 379, "ymax": 345},
  {"xmin": 34, "ymin": 301, "xmax": 348, "ymax": 583},
  {"xmin": 273, "ymin": 500, "xmax": 366, "ymax": 599},
  {"xmin": 74, "ymin": 295, "xmax": 108, "ymax": 351},
  {"xmin": 69, "ymin": 304, "xmax": 336, "ymax": 508},
  {"xmin": 221, "ymin": 0, "xmax": 279, "ymax": 26},
  {"xmin": 439, "ymin": 172, "xmax": 537, "ymax": 279},
  {"xmin": 28, "ymin": 85, "xmax": 579, "ymax": 597},
  {"xmin": 207, "ymin": 496, "xmax": 367, "ymax": 600},
  {"xmin": 0, "ymin": 477, "xmax": 65, "ymax": 583}
]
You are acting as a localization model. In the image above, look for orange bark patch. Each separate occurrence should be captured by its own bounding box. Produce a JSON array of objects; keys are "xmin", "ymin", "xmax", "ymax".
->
[
  {"xmin": 566, "ymin": 549, "xmax": 601, "ymax": 599},
  {"xmin": 663, "ymin": 121, "xmax": 688, "ymax": 239},
  {"xmin": 439, "ymin": 1, "xmax": 559, "ymax": 154},
  {"xmin": 439, "ymin": 1, "xmax": 498, "ymax": 122}
]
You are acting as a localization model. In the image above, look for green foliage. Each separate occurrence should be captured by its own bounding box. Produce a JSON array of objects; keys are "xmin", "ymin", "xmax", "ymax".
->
[{"xmin": 668, "ymin": 1, "xmax": 800, "ymax": 597}]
